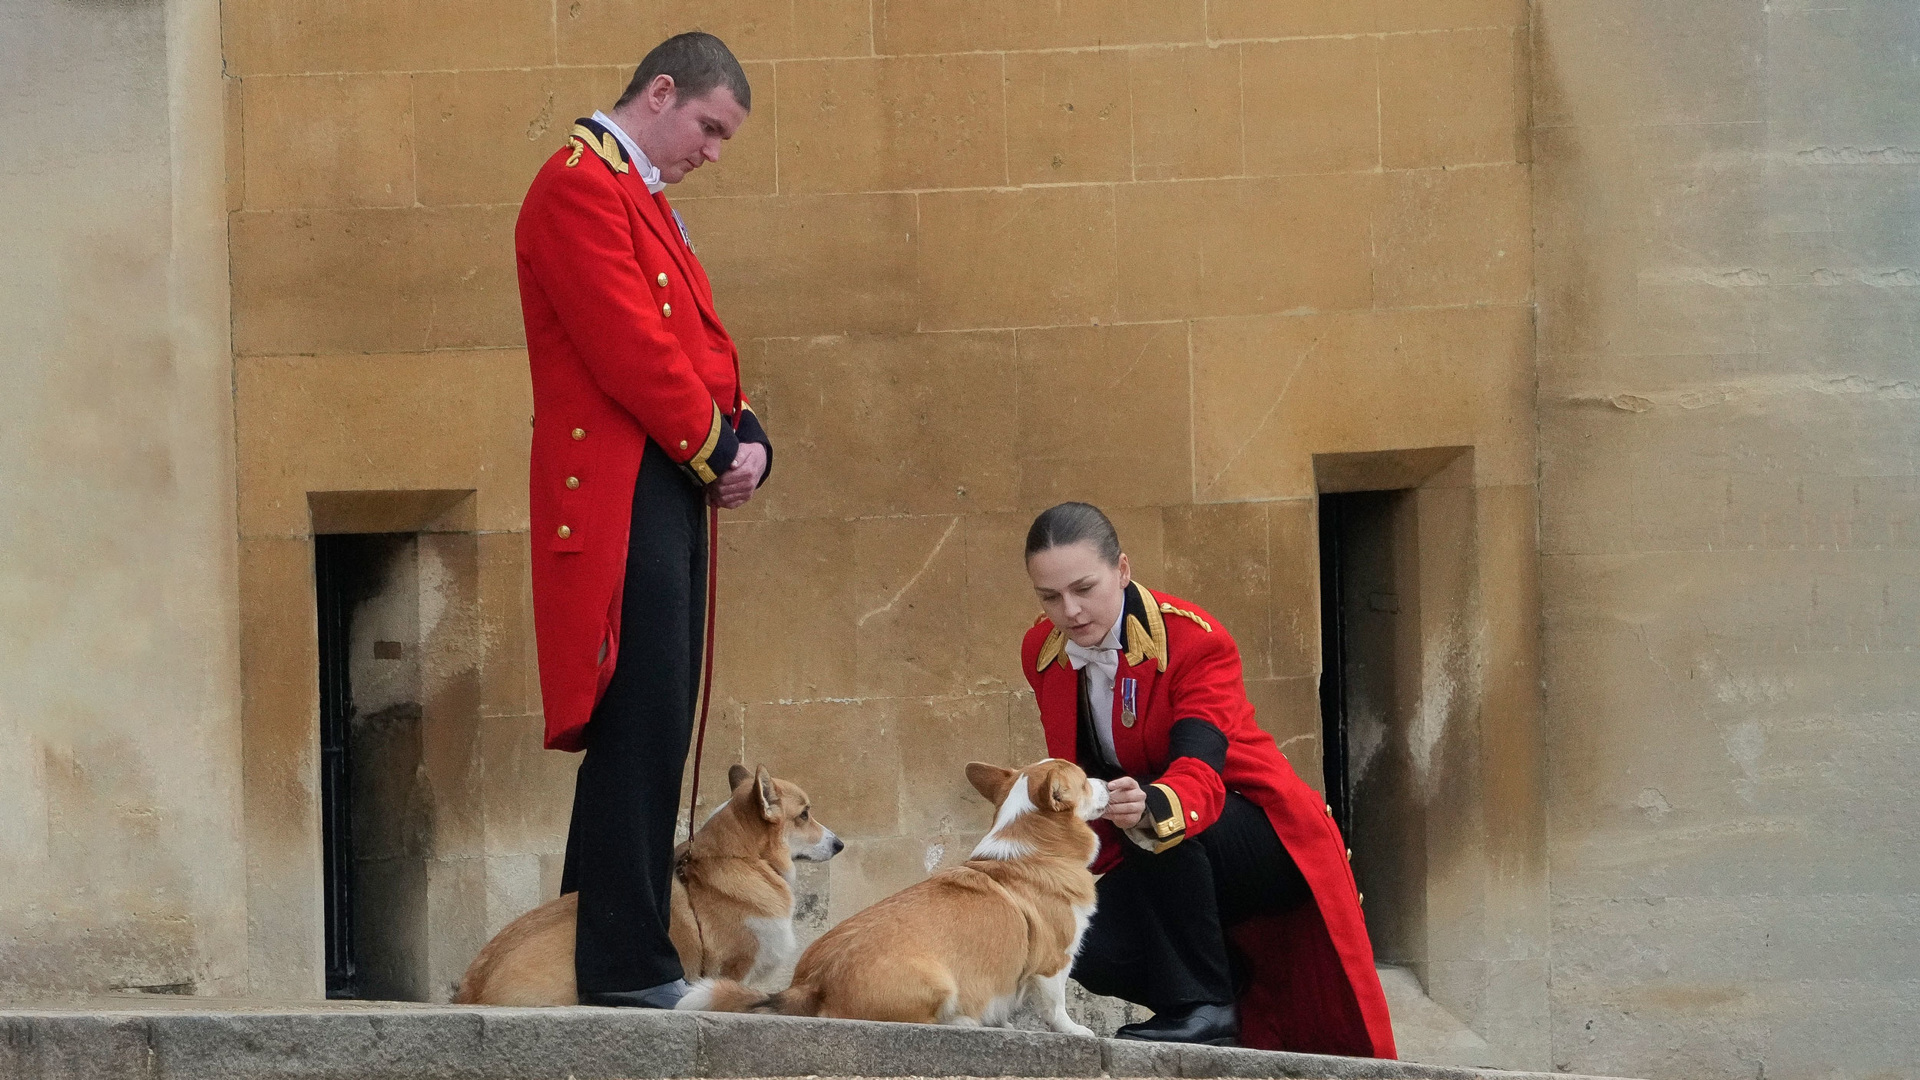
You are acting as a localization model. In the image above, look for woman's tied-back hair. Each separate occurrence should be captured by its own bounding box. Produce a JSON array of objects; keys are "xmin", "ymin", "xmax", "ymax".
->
[
  {"xmin": 1025, "ymin": 502, "xmax": 1122, "ymax": 567},
  {"xmin": 617, "ymin": 32, "xmax": 752, "ymax": 111}
]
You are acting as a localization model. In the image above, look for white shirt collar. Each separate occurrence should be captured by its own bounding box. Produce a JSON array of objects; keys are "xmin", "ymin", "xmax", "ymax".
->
[
  {"xmin": 1065, "ymin": 611, "xmax": 1126, "ymax": 671},
  {"xmin": 592, "ymin": 110, "xmax": 664, "ymax": 194}
]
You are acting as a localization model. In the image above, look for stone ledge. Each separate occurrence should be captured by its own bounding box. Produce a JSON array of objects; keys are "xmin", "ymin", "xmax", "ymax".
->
[{"xmin": 0, "ymin": 1006, "xmax": 1641, "ymax": 1080}]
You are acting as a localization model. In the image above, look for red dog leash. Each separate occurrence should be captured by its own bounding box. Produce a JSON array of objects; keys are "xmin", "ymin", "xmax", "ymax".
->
[{"xmin": 686, "ymin": 501, "xmax": 720, "ymax": 832}]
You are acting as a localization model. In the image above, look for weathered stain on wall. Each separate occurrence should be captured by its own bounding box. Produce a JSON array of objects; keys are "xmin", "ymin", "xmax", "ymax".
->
[
  {"xmin": 0, "ymin": 0, "xmax": 242, "ymax": 998},
  {"xmin": 1533, "ymin": 0, "xmax": 1920, "ymax": 1076}
]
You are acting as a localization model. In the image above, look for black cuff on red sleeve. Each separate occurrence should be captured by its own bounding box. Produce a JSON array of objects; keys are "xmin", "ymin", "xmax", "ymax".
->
[
  {"xmin": 708, "ymin": 424, "xmax": 740, "ymax": 479},
  {"xmin": 1167, "ymin": 717, "xmax": 1228, "ymax": 775},
  {"xmin": 1142, "ymin": 783, "xmax": 1178, "ymax": 828},
  {"xmin": 734, "ymin": 408, "xmax": 773, "ymax": 486}
]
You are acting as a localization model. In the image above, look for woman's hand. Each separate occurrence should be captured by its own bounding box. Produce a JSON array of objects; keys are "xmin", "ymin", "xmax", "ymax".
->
[{"xmin": 1103, "ymin": 776, "xmax": 1146, "ymax": 829}]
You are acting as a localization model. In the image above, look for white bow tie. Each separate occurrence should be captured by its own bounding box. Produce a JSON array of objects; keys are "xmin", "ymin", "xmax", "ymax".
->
[{"xmin": 1064, "ymin": 639, "xmax": 1119, "ymax": 681}]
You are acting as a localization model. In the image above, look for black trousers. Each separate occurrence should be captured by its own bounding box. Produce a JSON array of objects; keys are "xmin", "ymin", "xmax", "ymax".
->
[
  {"xmin": 559, "ymin": 442, "xmax": 707, "ymax": 994},
  {"xmin": 1071, "ymin": 791, "xmax": 1311, "ymax": 1013}
]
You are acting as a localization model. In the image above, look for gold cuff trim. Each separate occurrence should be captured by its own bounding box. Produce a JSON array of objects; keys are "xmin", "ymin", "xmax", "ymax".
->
[
  {"xmin": 1149, "ymin": 783, "xmax": 1186, "ymax": 839},
  {"xmin": 685, "ymin": 404, "xmax": 725, "ymax": 484},
  {"xmin": 568, "ymin": 124, "xmax": 629, "ymax": 174},
  {"xmin": 1124, "ymin": 823, "xmax": 1187, "ymax": 854},
  {"xmin": 1036, "ymin": 626, "xmax": 1068, "ymax": 671}
]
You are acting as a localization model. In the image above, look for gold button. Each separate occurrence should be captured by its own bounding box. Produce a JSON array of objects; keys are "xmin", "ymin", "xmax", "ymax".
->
[
  {"xmin": 1189, "ymin": 811, "xmax": 1199, "ymax": 821},
  {"xmin": 678, "ymin": 439, "xmax": 688, "ymax": 450},
  {"xmin": 1358, "ymin": 892, "xmax": 1365, "ymax": 906},
  {"xmin": 1325, "ymin": 803, "xmax": 1333, "ymax": 816},
  {"xmin": 571, "ymin": 427, "xmax": 586, "ymax": 440},
  {"xmin": 1346, "ymin": 848, "xmax": 1353, "ymax": 862},
  {"xmin": 556, "ymin": 525, "xmax": 572, "ymax": 539},
  {"xmin": 565, "ymin": 476, "xmax": 580, "ymax": 489},
  {"xmin": 657, "ymin": 272, "xmax": 669, "ymax": 288},
  {"xmin": 661, "ymin": 302, "xmax": 672, "ymax": 317}
]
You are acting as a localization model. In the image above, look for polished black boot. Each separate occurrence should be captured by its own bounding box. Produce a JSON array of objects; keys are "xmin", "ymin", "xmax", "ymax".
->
[
  {"xmin": 1115, "ymin": 1002, "xmax": 1240, "ymax": 1046},
  {"xmin": 582, "ymin": 978, "xmax": 693, "ymax": 1009}
]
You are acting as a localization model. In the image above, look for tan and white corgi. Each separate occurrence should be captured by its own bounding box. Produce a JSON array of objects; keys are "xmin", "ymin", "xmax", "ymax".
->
[
  {"xmin": 454, "ymin": 764, "xmax": 841, "ymax": 1005},
  {"xmin": 677, "ymin": 758, "xmax": 1107, "ymax": 1036}
]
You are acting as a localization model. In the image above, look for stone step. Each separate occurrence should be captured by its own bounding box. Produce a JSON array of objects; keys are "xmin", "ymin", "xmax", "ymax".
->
[{"xmin": 0, "ymin": 1005, "xmax": 1642, "ymax": 1080}]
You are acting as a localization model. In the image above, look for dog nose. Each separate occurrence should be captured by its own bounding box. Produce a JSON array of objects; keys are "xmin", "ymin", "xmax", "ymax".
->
[{"xmin": 831, "ymin": 836, "xmax": 845, "ymax": 854}]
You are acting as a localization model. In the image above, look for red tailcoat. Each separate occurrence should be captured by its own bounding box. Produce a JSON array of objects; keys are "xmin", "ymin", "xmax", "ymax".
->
[
  {"xmin": 1021, "ymin": 582, "xmax": 1397, "ymax": 1059},
  {"xmin": 516, "ymin": 119, "xmax": 762, "ymax": 752}
]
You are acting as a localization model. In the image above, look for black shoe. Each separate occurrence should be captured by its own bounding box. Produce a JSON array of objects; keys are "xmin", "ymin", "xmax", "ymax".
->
[
  {"xmin": 582, "ymin": 978, "xmax": 692, "ymax": 1009},
  {"xmin": 1115, "ymin": 1002, "xmax": 1239, "ymax": 1046}
]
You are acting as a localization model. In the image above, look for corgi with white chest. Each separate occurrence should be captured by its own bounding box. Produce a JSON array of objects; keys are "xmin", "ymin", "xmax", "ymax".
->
[
  {"xmin": 454, "ymin": 764, "xmax": 841, "ymax": 1005},
  {"xmin": 678, "ymin": 758, "xmax": 1107, "ymax": 1035}
]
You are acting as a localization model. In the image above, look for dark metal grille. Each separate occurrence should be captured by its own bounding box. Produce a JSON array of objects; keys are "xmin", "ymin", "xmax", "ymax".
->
[
  {"xmin": 1317, "ymin": 493, "xmax": 1354, "ymax": 841},
  {"xmin": 314, "ymin": 534, "xmax": 361, "ymax": 999}
]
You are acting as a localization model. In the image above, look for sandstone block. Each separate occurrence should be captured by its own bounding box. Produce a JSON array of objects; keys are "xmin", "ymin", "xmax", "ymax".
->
[
  {"xmin": 748, "ymin": 331, "xmax": 1018, "ymax": 521},
  {"xmin": 223, "ymin": 0, "xmax": 551, "ymax": 76},
  {"xmin": 413, "ymin": 67, "xmax": 626, "ymax": 208},
  {"xmin": 916, "ymin": 186, "xmax": 1119, "ymax": 331},
  {"xmin": 241, "ymin": 74, "xmax": 413, "ymax": 210},
  {"xmin": 1013, "ymin": 322, "xmax": 1191, "ymax": 510},
  {"xmin": 1243, "ymin": 37, "xmax": 1381, "ymax": 177},
  {"xmin": 1129, "ymin": 45, "xmax": 1245, "ymax": 182},
  {"xmin": 875, "ymin": 0, "xmax": 1203, "ymax": 54},
  {"xmin": 1004, "ymin": 50, "xmax": 1133, "ymax": 185},
  {"xmin": 778, "ymin": 54, "xmax": 1006, "ymax": 193},
  {"xmin": 230, "ymin": 206, "xmax": 523, "ymax": 356},
  {"xmin": 1381, "ymin": 28, "xmax": 1526, "ymax": 169},
  {"xmin": 676, "ymin": 193, "xmax": 919, "ymax": 337},
  {"xmin": 1116, "ymin": 175, "xmax": 1375, "ymax": 321},
  {"xmin": 1373, "ymin": 164, "xmax": 1532, "ymax": 308}
]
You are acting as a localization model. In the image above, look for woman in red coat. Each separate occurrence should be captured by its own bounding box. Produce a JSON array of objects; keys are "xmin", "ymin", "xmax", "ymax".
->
[{"xmin": 1021, "ymin": 502, "xmax": 1396, "ymax": 1056}]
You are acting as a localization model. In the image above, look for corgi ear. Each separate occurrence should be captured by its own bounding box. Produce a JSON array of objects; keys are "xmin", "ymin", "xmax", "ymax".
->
[
  {"xmin": 728, "ymin": 764, "xmax": 752, "ymax": 792},
  {"xmin": 965, "ymin": 762, "xmax": 1018, "ymax": 804},
  {"xmin": 755, "ymin": 764, "xmax": 780, "ymax": 822},
  {"xmin": 1047, "ymin": 777, "xmax": 1074, "ymax": 812}
]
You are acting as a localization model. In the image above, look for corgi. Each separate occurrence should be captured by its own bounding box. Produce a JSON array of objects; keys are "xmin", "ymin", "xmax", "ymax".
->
[
  {"xmin": 678, "ymin": 758, "xmax": 1107, "ymax": 1036},
  {"xmin": 454, "ymin": 764, "xmax": 841, "ymax": 1005}
]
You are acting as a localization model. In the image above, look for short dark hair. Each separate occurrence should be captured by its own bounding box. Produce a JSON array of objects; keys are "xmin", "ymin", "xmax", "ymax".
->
[
  {"xmin": 1025, "ymin": 502, "xmax": 1122, "ymax": 566},
  {"xmin": 616, "ymin": 32, "xmax": 751, "ymax": 112}
]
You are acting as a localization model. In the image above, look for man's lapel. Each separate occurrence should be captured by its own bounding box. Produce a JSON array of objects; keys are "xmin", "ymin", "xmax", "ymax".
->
[
  {"xmin": 649, "ymin": 194, "xmax": 726, "ymax": 330},
  {"xmin": 631, "ymin": 187, "xmax": 700, "ymax": 290}
]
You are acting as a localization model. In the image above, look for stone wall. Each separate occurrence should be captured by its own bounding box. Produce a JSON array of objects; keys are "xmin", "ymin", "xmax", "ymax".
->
[
  {"xmin": 8, "ymin": 2, "xmax": 1918, "ymax": 1076},
  {"xmin": 1532, "ymin": 1, "xmax": 1920, "ymax": 1077},
  {"xmin": 219, "ymin": 0, "xmax": 1543, "ymax": 1033},
  {"xmin": 0, "ymin": 0, "xmax": 242, "ymax": 997}
]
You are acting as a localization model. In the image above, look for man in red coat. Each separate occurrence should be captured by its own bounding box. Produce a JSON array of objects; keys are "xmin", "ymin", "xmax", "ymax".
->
[
  {"xmin": 515, "ymin": 32, "xmax": 769, "ymax": 1009},
  {"xmin": 1021, "ymin": 503, "xmax": 1396, "ymax": 1055}
]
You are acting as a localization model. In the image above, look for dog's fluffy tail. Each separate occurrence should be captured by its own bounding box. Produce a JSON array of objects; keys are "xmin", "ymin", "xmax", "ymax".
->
[{"xmin": 676, "ymin": 978, "xmax": 821, "ymax": 1016}]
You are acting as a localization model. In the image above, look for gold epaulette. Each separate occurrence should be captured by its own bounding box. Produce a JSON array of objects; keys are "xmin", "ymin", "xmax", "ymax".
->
[
  {"xmin": 566, "ymin": 124, "xmax": 629, "ymax": 174},
  {"xmin": 1124, "ymin": 582, "xmax": 1169, "ymax": 671},
  {"xmin": 1035, "ymin": 626, "xmax": 1067, "ymax": 672},
  {"xmin": 1158, "ymin": 602, "xmax": 1212, "ymax": 632}
]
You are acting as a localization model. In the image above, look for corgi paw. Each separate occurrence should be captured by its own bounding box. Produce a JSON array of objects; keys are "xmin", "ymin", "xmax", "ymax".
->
[
  {"xmin": 1054, "ymin": 1019, "xmax": 1096, "ymax": 1038},
  {"xmin": 674, "ymin": 979, "xmax": 717, "ymax": 1011}
]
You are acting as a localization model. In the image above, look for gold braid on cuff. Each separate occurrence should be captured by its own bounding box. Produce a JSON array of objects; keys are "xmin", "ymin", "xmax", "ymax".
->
[{"xmin": 685, "ymin": 403, "xmax": 725, "ymax": 485}]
